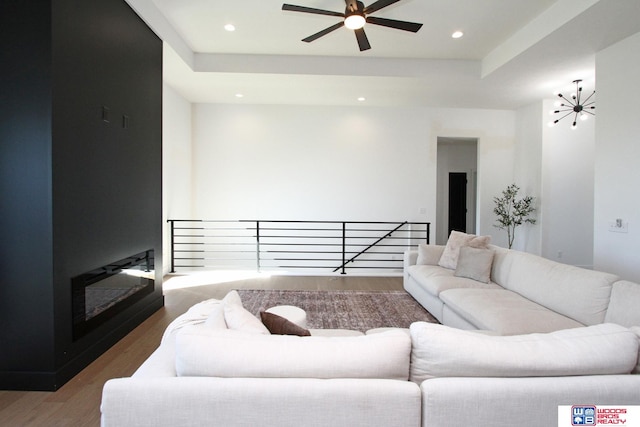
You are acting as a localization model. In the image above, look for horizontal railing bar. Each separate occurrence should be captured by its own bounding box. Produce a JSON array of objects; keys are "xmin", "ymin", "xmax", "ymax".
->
[
  {"xmin": 170, "ymin": 219, "xmax": 428, "ymax": 226},
  {"xmin": 248, "ymin": 226, "xmax": 426, "ymax": 230},
  {"xmin": 255, "ymin": 235, "xmax": 417, "ymax": 240},
  {"xmin": 174, "ymin": 251, "xmax": 257, "ymax": 254},
  {"xmin": 171, "ymin": 226, "xmax": 252, "ymax": 230},
  {"xmin": 250, "ymin": 233, "xmax": 423, "ymax": 238},
  {"xmin": 173, "ymin": 236, "xmax": 256, "ymax": 240},
  {"xmin": 172, "ymin": 243, "xmax": 421, "ymax": 248},
  {"xmin": 263, "ymin": 250, "xmax": 404, "ymax": 254},
  {"xmin": 173, "ymin": 260, "xmax": 259, "ymax": 262},
  {"xmin": 173, "ymin": 242, "xmax": 254, "ymax": 246},
  {"xmin": 174, "ymin": 229, "xmax": 427, "ymax": 235},
  {"xmin": 270, "ymin": 265, "xmax": 402, "ymax": 269},
  {"xmin": 272, "ymin": 258, "xmax": 400, "ymax": 262},
  {"xmin": 241, "ymin": 220, "xmax": 428, "ymax": 225}
]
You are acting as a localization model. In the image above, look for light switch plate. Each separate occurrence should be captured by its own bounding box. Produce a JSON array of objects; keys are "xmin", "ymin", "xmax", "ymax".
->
[{"xmin": 608, "ymin": 221, "xmax": 628, "ymax": 233}]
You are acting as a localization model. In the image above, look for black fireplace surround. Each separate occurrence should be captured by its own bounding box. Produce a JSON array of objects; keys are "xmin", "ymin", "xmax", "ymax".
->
[{"xmin": 72, "ymin": 250, "xmax": 155, "ymax": 340}]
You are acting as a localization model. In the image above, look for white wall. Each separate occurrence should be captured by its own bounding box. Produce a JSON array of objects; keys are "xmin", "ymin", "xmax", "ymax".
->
[
  {"xmin": 511, "ymin": 102, "xmax": 543, "ymax": 253},
  {"xmin": 189, "ymin": 104, "xmax": 516, "ymax": 244},
  {"xmin": 541, "ymin": 99, "xmax": 595, "ymax": 268},
  {"xmin": 513, "ymin": 100, "xmax": 595, "ymax": 266},
  {"xmin": 162, "ymin": 83, "xmax": 192, "ymax": 272},
  {"xmin": 594, "ymin": 31, "xmax": 640, "ymax": 281},
  {"xmin": 191, "ymin": 104, "xmax": 430, "ymax": 222}
]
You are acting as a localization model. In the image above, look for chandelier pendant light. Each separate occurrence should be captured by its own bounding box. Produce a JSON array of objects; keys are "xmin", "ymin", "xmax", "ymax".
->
[{"xmin": 552, "ymin": 79, "xmax": 595, "ymax": 128}]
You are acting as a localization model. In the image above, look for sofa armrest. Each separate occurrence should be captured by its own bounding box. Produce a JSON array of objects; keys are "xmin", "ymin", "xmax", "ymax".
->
[
  {"xmin": 404, "ymin": 250, "xmax": 419, "ymax": 268},
  {"xmin": 421, "ymin": 375, "xmax": 640, "ymax": 427},
  {"xmin": 101, "ymin": 377, "xmax": 421, "ymax": 427}
]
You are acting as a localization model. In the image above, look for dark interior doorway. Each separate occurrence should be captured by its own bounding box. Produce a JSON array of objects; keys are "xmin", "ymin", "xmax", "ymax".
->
[
  {"xmin": 435, "ymin": 137, "xmax": 477, "ymax": 245},
  {"xmin": 448, "ymin": 172, "xmax": 467, "ymax": 235}
]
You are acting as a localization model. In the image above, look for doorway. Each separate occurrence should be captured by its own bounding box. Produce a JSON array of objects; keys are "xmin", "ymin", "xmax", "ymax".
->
[
  {"xmin": 448, "ymin": 172, "xmax": 467, "ymax": 235},
  {"xmin": 436, "ymin": 137, "xmax": 478, "ymax": 245}
]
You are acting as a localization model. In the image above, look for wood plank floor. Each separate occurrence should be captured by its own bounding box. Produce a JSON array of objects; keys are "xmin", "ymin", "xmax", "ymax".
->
[{"xmin": 0, "ymin": 274, "xmax": 402, "ymax": 426}]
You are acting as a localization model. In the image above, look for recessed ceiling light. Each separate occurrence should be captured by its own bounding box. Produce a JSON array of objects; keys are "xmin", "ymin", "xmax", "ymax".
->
[
  {"xmin": 357, "ymin": 97, "xmax": 366, "ymax": 102},
  {"xmin": 235, "ymin": 93, "xmax": 244, "ymax": 98},
  {"xmin": 451, "ymin": 31, "xmax": 464, "ymax": 39},
  {"xmin": 224, "ymin": 24, "xmax": 236, "ymax": 32}
]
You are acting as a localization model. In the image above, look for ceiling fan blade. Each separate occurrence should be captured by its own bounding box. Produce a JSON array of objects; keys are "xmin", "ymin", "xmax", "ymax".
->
[
  {"xmin": 354, "ymin": 28, "xmax": 371, "ymax": 51},
  {"xmin": 282, "ymin": 4, "xmax": 345, "ymax": 18},
  {"xmin": 366, "ymin": 16, "xmax": 422, "ymax": 32},
  {"xmin": 363, "ymin": 0, "xmax": 401, "ymax": 15},
  {"xmin": 302, "ymin": 21, "xmax": 345, "ymax": 43}
]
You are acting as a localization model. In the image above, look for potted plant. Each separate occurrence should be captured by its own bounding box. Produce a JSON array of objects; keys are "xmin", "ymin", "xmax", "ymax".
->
[{"xmin": 493, "ymin": 183, "xmax": 536, "ymax": 249}]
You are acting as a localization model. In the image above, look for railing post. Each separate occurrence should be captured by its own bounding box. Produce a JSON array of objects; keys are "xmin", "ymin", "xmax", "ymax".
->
[
  {"xmin": 168, "ymin": 220, "xmax": 176, "ymax": 273},
  {"xmin": 426, "ymin": 223, "xmax": 430, "ymax": 244},
  {"xmin": 341, "ymin": 222, "xmax": 347, "ymax": 275},
  {"xmin": 256, "ymin": 221, "xmax": 261, "ymax": 272}
]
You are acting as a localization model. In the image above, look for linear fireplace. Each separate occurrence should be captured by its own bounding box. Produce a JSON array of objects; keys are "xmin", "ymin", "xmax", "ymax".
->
[{"xmin": 72, "ymin": 250, "xmax": 155, "ymax": 340}]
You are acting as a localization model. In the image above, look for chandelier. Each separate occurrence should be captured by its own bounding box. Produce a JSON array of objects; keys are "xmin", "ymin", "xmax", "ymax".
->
[{"xmin": 551, "ymin": 80, "xmax": 595, "ymax": 128}]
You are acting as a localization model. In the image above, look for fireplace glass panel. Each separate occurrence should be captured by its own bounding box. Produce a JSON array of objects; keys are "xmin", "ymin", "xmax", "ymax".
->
[{"xmin": 72, "ymin": 250, "xmax": 154, "ymax": 340}]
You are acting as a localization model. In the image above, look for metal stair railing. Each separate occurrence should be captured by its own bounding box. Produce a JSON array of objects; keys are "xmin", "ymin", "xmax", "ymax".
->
[
  {"xmin": 332, "ymin": 221, "xmax": 409, "ymax": 274},
  {"xmin": 167, "ymin": 219, "xmax": 430, "ymax": 275}
]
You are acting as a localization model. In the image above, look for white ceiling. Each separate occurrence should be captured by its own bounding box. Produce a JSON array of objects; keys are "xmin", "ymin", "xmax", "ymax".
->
[{"xmin": 126, "ymin": 0, "xmax": 640, "ymax": 109}]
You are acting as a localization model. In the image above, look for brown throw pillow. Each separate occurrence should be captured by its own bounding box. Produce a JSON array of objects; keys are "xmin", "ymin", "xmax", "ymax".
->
[{"xmin": 260, "ymin": 310, "xmax": 311, "ymax": 336}]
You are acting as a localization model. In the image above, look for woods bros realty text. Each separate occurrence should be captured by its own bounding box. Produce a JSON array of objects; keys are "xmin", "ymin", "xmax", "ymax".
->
[{"xmin": 558, "ymin": 405, "xmax": 640, "ymax": 426}]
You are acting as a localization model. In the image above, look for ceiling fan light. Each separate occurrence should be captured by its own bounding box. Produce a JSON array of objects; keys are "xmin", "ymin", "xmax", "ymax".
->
[{"xmin": 344, "ymin": 14, "xmax": 366, "ymax": 30}]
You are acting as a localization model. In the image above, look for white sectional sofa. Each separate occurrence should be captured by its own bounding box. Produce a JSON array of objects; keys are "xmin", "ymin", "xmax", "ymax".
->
[
  {"xmin": 404, "ymin": 231, "xmax": 640, "ymax": 335},
  {"xmin": 101, "ymin": 294, "xmax": 422, "ymax": 427},
  {"xmin": 101, "ymin": 284, "xmax": 640, "ymax": 427}
]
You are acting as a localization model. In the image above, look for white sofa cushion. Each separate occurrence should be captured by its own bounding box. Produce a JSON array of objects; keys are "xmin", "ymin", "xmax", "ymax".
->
[
  {"xmin": 605, "ymin": 280, "xmax": 640, "ymax": 328},
  {"xmin": 409, "ymin": 322, "xmax": 639, "ymax": 384},
  {"xmin": 501, "ymin": 250, "xmax": 617, "ymax": 326},
  {"xmin": 406, "ymin": 265, "xmax": 502, "ymax": 297},
  {"xmin": 438, "ymin": 231, "xmax": 490, "ymax": 270},
  {"xmin": 439, "ymin": 288, "xmax": 584, "ymax": 335},
  {"xmin": 176, "ymin": 328, "xmax": 411, "ymax": 380}
]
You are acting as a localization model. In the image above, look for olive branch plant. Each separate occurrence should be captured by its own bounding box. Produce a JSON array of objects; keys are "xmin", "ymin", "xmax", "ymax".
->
[{"xmin": 493, "ymin": 184, "xmax": 536, "ymax": 249}]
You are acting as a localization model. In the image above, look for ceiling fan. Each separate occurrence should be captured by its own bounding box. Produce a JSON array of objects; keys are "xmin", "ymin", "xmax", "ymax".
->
[{"xmin": 282, "ymin": 0, "xmax": 423, "ymax": 51}]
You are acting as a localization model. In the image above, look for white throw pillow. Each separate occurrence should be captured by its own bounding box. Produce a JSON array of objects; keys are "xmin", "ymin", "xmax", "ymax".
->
[
  {"xmin": 175, "ymin": 328, "xmax": 411, "ymax": 380},
  {"xmin": 632, "ymin": 326, "xmax": 640, "ymax": 374},
  {"xmin": 161, "ymin": 298, "xmax": 224, "ymax": 344},
  {"xmin": 204, "ymin": 303, "xmax": 227, "ymax": 329},
  {"xmin": 604, "ymin": 281, "xmax": 640, "ymax": 328},
  {"xmin": 454, "ymin": 246, "xmax": 495, "ymax": 283},
  {"xmin": 438, "ymin": 231, "xmax": 490, "ymax": 270},
  {"xmin": 222, "ymin": 290, "xmax": 270, "ymax": 335},
  {"xmin": 409, "ymin": 322, "xmax": 639, "ymax": 384},
  {"xmin": 416, "ymin": 244, "xmax": 444, "ymax": 265}
]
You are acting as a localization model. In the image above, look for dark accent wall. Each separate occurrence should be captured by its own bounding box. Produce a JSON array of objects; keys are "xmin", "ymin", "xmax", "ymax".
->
[{"xmin": 0, "ymin": 0, "xmax": 163, "ymax": 391}]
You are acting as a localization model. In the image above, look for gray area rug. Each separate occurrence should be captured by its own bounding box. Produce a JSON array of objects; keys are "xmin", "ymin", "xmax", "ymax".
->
[{"xmin": 237, "ymin": 289, "xmax": 438, "ymax": 332}]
